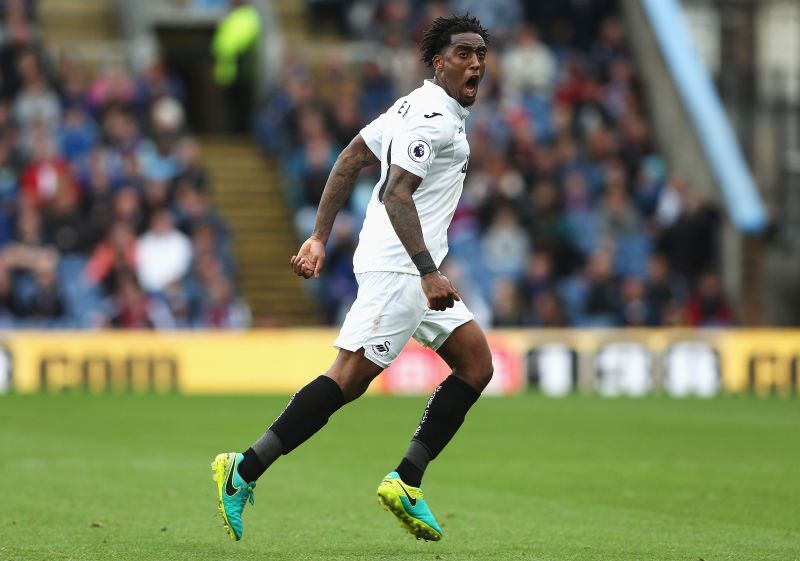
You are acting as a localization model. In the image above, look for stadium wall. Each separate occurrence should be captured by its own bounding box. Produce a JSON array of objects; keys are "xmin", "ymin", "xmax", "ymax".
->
[{"xmin": 0, "ymin": 330, "xmax": 797, "ymax": 398}]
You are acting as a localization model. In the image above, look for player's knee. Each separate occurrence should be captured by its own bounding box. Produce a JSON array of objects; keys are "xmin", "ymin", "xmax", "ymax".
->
[
  {"xmin": 328, "ymin": 367, "xmax": 380, "ymax": 402},
  {"xmin": 457, "ymin": 357, "xmax": 493, "ymax": 392},
  {"xmin": 327, "ymin": 349, "xmax": 383, "ymax": 402},
  {"xmin": 328, "ymin": 371, "xmax": 368, "ymax": 402},
  {"xmin": 475, "ymin": 362, "xmax": 494, "ymax": 392}
]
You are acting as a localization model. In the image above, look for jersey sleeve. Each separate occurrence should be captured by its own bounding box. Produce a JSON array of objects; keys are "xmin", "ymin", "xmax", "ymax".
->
[
  {"xmin": 390, "ymin": 112, "xmax": 451, "ymax": 180},
  {"xmin": 359, "ymin": 111, "xmax": 388, "ymax": 159}
]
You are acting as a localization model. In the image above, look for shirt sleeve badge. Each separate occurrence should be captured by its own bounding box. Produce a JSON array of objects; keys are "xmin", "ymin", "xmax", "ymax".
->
[{"xmin": 407, "ymin": 140, "xmax": 431, "ymax": 163}]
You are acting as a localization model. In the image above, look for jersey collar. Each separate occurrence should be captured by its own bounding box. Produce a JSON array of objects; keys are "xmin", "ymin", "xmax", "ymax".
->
[{"xmin": 423, "ymin": 80, "xmax": 470, "ymax": 119}]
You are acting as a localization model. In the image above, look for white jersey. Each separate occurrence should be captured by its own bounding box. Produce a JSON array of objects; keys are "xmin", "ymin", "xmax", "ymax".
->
[{"xmin": 353, "ymin": 80, "xmax": 471, "ymax": 275}]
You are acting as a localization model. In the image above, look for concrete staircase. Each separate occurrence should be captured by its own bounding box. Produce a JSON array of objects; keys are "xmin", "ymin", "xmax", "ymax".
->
[
  {"xmin": 271, "ymin": 0, "xmax": 355, "ymax": 61},
  {"xmin": 271, "ymin": 0, "xmax": 310, "ymax": 47},
  {"xmin": 201, "ymin": 137, "xmax": 320, "ymax": 326},
  {"xmin": 199, "ymin": 2, "xmax": 331, "ymax": 325}
]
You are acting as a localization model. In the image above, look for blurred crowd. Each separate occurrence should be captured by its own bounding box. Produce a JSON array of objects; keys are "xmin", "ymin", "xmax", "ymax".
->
[
  {"xmin": 0, "ymin": 0, "xmax": 248, "ymax": 329},
  {"xmin": 259, "ymin": 0, "xmax": 733, "ymax": 328}
]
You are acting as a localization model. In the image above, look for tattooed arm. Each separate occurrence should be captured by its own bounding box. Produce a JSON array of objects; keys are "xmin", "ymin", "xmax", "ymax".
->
[
  {"xmin": 291, "ymin": 134, "xmax": 378, "ymax": 278},
  {"xmin": 382, "ymin": 164, "xmax": 460, "ymax": 311},
  {"xmin": 381, "ymin": 164, "xmax": 426, "ymax": 258},
  {"xmin": 312, "ymin": 135, "xmax": 378, "ymax": 243}
]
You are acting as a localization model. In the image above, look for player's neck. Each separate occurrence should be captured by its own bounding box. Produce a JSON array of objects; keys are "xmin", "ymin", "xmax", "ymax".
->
[{"xmin": 432, "ymin": 74, "xmax": 456, "ymax": 102}]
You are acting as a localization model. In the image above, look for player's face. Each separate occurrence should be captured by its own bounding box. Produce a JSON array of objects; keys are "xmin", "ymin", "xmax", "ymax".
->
[{"xmin": 435, "ymin": 32, "xmax": 487, "ymax": 107}]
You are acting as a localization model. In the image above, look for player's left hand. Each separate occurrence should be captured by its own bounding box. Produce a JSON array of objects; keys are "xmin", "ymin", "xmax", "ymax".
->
[
  {"xmin": 291, "ymin": 236, "xmax": 326, "ymax": 279},
  {"xmin": 421, "ymin": 271, "xmax": 461, "ymax": 311}
]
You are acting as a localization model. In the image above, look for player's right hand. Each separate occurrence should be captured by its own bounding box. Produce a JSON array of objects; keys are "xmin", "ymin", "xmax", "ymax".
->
[
  {"xmin": 420, "ymin": 271, "xmax": 461, "ymax": 311},
  {"xmin": 291, "ymin": 236, "xmax": 326, "ymax": 279}
]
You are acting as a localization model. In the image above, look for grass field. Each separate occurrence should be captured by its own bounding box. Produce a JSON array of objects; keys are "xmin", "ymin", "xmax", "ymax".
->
[{"xmin": 0, "ymin": 393, "xmax": 798, "ymax": 561}]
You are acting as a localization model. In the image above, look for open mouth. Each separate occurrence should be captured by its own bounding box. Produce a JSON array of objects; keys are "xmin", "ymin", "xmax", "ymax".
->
[{"xmin": 464, "ymin": 75, "xmax": 479, "ymax": 96}]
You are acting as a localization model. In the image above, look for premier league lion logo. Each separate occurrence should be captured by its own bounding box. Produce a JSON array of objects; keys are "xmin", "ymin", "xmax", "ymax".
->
[{"xmin": 408, "ymin": 140, "xmax": 431, "ymax": 163}]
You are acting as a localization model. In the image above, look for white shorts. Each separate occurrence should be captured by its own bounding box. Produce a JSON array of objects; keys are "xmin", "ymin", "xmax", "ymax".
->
[{"xmin": 334, "ymin": 271, "xmax": 474, "ymax": 368}]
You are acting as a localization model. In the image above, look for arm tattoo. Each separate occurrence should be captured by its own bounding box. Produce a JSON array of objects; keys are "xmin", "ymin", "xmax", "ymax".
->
[
  {"xmin": 311, "ymin": 136, "xmax": 378, "ymax": 243},
  {"xmin": 382, "ymin": 164, "xmax": 427, "ymax": 259}
]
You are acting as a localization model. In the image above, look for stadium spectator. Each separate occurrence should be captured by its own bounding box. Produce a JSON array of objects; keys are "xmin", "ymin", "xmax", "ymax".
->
[
  {"xmin": 15, "ymin": 252, "xmax": 63, "ymax": 321},
  {"xmin": 173, "ymin": 181, "xmax": 208, "ymax": 230},
  {"xmin": 358, "ymin": 60, "xmax": 395, "ymax": 123},
  {"xmin": 151, "ymin": 280, "xmax": 195, "ymax": 329},
  {"xmin": 87, "ymin": 60, "xmax": 138, "ymax": 113},
  {"xmin": 597, "ymin": 183, "xmax": 642, "ymax": 244},
  {"xmin": 41, "ymin": 174, "xmax": 87, "ymax": 254},
  {"xmin": 644, "ymin": 253, "xmax": 685, "ymax": 326},
  {"xmin": 57, "ymin": 104, "xmax": 99, "ymax": 163},
  {"xmin": 286, "ymin": 109, "xmax": 340, "ymax": 213},
  {"xmin": 491, "ymin": 278, "xmax": 524, "ymax": 327},
  {"xmin": 328, "ymin": 90, "xmax": 364, "ymax": 149},
  {"xmin": 136, "ymin": 55, "xmax": 186, "ymax": 107},
  {"xmin": 657, "ymin": 190, "xmax": 720, "ymax": 282},
  {"xmin": 0, "ymin": 138, "xmax": 19, "ymax": 246},
  {"xmin": 172, "ymin": 137, "xmax": 209, "ymax": 193},
  {"xmin": 440, "ymin": 259, "xmax": 493, "ymax": 327},
  {"xmin": 135, "ymin": 208, "xmax": 192, "ymax": 294},
  {"xmin": 85, "ymin": 222, "xmax": 137, "ymax": 292},
  {"xmin": 480, "ymin": 205, "xmax": 529, "ymax": 281},
  {"xmin": 198, "ymin": 275, "xmax": 250, "ymax": 329},
  {"xmin": 191, "ymin": 220, "xmax": 235, "ymax": 278},
  {"xmin": 447, "ymin": 0, "xmax": 522, "ymax": 42},
  {"xmin": 521, "ymin": 252, "xmax": 554, "ymax": 304},
  {"xmin": 0, "ymin": 256, "xmax": 16, "ymax": 324},
  {"xmin": 501, "ymin": 24, "xmax": 556, "ymax": 98},
  {"xmin": 582, "ymin": 249, "xmax": 619, "ymax": 327},
  {"xmin": 112, "ymin": 271, "xmax": 152, "ymax": 328},
  {"xmin": 376, "ymin": 27, "xmax": 422, "ymax": 98},
  {"xmin": 317, "ymin": 213, "xmax": 358, "ymax": 324},
  {"xmin": 13, "ymin": 50, "xmax": 60, "ymax": 145},
  {"xmin": 685, "ymin": 272, "xmax": 733, "ymax": 327},
  {"xmin": 465, "ymin": 150, "xmax": 526, "ymax": 229},
  {"xmin": 19, "ymin": 135, "xmax": 77, "ymax": 214},
  {"xmin": 618, "ymin": 276, "xmax": 648, "ymax": 327},
  {"xmin": 527, "ymin": 290, "xmax": 567, "ymax": 328},
  {"xmin": 110, "ymin": 185, "xmax": 145, "ymax": 233}
]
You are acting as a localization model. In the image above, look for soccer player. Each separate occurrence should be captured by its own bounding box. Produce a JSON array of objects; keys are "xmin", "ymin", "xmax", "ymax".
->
[{"xmin": 212, "ymin": 14, "xmax": 492, "ymax": 542}]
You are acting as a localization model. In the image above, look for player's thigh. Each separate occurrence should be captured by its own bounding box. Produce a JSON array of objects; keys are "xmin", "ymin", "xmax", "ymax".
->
[
  {"xmin": 433, "ymin": 317, "xmax": 494, "ymax": 391},
  {"xmin": 334, "ymin": 271, "xmax": 427, "ymax": 369},
  {"xmin": 413, "ymin": 298, "xmax": 474, "ymax": 353}
]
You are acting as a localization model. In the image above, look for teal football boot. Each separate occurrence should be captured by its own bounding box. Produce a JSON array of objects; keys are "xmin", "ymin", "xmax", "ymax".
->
[
  {"xmin": 211, "ymin": 452, "xmax": 256, "ymax": 541},
  {"xmin": 377, "ymin": 471, "xmax": 443, "ymax": 541}
]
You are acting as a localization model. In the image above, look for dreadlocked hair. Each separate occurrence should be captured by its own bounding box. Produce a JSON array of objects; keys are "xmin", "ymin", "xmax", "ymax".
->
[{"xmin": 419, "ymin": 14, "xmax": 490, "ymax": 68}]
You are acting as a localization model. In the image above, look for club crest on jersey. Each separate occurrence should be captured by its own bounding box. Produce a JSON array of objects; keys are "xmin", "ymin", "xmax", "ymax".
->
[{"xmin": 408, "ymin": 140, "xmax": 431, "ymax": 163}]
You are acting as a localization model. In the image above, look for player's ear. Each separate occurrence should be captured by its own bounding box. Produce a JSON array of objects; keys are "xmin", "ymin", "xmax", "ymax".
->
[{"xmin": 432, "ymin": 53, "xmax": 443, "ymax": 73}]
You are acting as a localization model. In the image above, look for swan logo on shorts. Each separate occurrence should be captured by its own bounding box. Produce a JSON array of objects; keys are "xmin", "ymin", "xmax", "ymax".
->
[
  {"xmin": 408, "ymin": 140, "xmax": 431, "ymax": 163},
  {"xmin": 373, "ymin": 340, "xmax": 391, "ymax": 357}
]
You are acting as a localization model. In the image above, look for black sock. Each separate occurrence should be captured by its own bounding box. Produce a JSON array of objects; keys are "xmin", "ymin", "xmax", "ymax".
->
[
  {"xmin": 237, "ymin": 429, "xmax": 283, "ymax": 483},
  {"xmin": 396, "ymin": 456, "xmax": 424, "ymax": 487},
  {"xmin": 237, "ymin": 447, "xmax": 266, "ymax": 483},
  {"xmin": 396, "ymin": 439, "xmax": 431, "ymax": 487},
  {"xmin": 400, "ymin": 374, "xmax": 480, "ymax": 484},
  {"xmin": 269, "ymin": 375, "xmax": 345, "ymax": 454}
]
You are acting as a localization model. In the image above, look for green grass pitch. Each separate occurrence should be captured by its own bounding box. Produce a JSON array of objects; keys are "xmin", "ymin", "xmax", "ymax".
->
[{"xmin": 1, "ymin": 393, "xmax": 798, "ymax": 560}]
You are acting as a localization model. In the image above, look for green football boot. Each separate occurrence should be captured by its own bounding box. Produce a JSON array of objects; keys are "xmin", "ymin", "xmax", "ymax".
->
[
  {"xmin": 377, "ymin": 471, "xmax": 443, "ymax": 541},
  {"xmin": 211, "ymin": 452, "xmax": 256, "ymax": 541}
]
